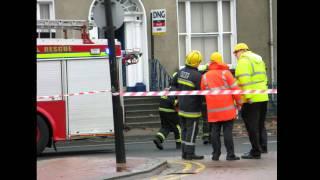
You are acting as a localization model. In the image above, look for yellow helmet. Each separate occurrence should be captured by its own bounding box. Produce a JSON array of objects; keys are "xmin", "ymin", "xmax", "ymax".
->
[
  {"xmin": 185, "ymin": 50, "xmax": 203, "ymax": 67},
  {"xmin": 233, "ymin": 43, "xmax": 249, "ymax": 53},
  {"xmin": 210, "ymin": 52, "xmax": 223, "ymax": 63}
]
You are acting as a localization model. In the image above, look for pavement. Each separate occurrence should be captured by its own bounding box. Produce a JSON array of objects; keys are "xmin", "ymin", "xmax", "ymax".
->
[
  {"xmin": 37, "ymin": 119, "xmax": 277, "ymax": 180},
  {"xmin": 37, "ymin": 156, "xmax": 167, "ymax": 180}
]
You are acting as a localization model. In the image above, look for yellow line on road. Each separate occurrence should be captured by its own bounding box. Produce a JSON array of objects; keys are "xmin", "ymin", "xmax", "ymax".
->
[
  {"xmin": 160, "ymin": 160, "xmax": 206, "ymax": 180},
  {"xmin": 150, "ymin": 160, "xmax": 206, "ymax": 180},
  {"xmin": 191, "ymin": 161, "xmax": 206, "ymax": 173}
]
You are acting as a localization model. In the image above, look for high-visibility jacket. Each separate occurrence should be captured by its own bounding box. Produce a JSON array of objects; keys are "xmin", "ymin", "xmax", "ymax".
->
[
  {"xmin": 171, "ymin": 65, "xmax": 202, "ymax": 118},
  {"xmin": 200, "ymin": 62, "xmax": 242, "ymax": 122},
  {"xmin": 235, "ymin": 51, "xmax": 269, "ymax": 103}
]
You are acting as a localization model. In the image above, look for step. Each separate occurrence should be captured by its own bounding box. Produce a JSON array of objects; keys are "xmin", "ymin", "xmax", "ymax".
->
[
  {"xmin": 125, "ymin": 115, "xmax": 160, "ymax": 123},
  {"xmin": 124, "ymin": 97, "xmax": 160, "ymax": 105},
  {"xmin": 124, "ymin": 103, "xmax": 159, "ymax": 111},
  {"xmin": 125, "ymin": 109, "xmax": 159, "ymax": 117},
  {"xmin": 125, "ymin": 121, "xmax": 161, "ymax": 128}
]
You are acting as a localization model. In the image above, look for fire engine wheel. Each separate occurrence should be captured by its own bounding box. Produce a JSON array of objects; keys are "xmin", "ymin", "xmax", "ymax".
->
[{"xmin": 37, "ymin": 114, "xmax": 49, "ymax": 155}]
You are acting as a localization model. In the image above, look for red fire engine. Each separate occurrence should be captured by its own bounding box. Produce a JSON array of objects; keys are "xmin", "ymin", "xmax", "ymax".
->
[{"xmin": 36, "ymin": 20, "xmax": 125, "ymax": 155}]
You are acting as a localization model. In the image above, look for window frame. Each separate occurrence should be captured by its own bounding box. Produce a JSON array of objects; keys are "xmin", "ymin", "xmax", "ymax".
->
[
  {"xmin": 37, "ymin": 0, "xmax": 56, "ymax": 37},
  {"xmin": 177, "ymin": 0, "xmax": 237, "ymax": 68}
]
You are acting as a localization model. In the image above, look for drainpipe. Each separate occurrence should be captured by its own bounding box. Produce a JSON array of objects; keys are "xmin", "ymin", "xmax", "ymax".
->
[{"xmin": 269, "ymin": 0, "xmax": 274, "ymax": 89}]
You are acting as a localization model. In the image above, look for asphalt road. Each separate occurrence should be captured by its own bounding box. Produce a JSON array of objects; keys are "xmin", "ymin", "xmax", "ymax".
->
[{"xmin": 38, "ymin": 135, "xmax": 277, "ymax": 160}]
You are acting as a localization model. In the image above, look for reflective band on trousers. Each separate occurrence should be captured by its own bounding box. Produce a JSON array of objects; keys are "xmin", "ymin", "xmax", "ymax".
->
[
  {"xmin": 239, "ymin": 80, "xmax": 265, "ymax": 87},
  {"xmin": 178, "ymin": 111, "xmax": 201, "ymax": 118},
  {"xmin": 157, "ymin": 132, "xmax": 165, "ymax": 141},
  {"xmin": 190, "ymin": 121, "xmax": 197, "ymax": 144},
  {"xmin": 176, "ymin": 125, "xmax": 182, "ymax": 142},
  {"xmin": 178, "ymin": 78, "xmax": 195, "ymax": 88},
  {"xmin": 208, "ymin": 105, "xmax": 235, "ymax": 113},
  {"xmin": 182, "ymin": 140, "xmax": 195, "ymax": 146},
  {"xmin": 159, "ymin": 107, "xmax": 176, "ymax": 112}
]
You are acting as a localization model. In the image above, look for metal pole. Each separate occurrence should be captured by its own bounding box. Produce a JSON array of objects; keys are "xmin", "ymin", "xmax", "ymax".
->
[
  {"xmin": 150, "ymin": 12, "xmax": 154, "ymax": 59},
  {"xmin": 104, "ymin": 0, "xmax": 126, "ymax": 172}
]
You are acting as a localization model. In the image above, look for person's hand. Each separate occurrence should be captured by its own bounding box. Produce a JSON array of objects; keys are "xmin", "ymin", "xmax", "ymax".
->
[{"xmin": 237, "ymin": 105, "xmax": 242, "ymax": 111}]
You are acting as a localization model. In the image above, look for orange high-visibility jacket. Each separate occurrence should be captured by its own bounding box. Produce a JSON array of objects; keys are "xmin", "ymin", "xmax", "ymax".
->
[{"xmin": 200, "ymin": 62, "xmax": 242, "ymax": 122}]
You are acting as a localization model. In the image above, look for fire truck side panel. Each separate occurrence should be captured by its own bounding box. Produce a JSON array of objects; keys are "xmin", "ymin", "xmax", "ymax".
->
[
  {"xmin": 66, "ymin": 58, "xmax": 114, "ymax": 135},
  {"xmin": 37, "ymin": 61, "xmax": 63, "ymax": 100},
  {"xmin": 37, "ymin": 101, "xmax": 67, "ymax": 141}
]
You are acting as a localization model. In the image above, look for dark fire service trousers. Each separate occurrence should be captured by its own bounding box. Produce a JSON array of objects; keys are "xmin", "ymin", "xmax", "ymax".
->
[
  {"xmin": 211, "ymin": 120, "xmax": 235, "ymax": 157},
  {"xmin": 180, "ymin": 116, "xmax": 200, "ymax": 155},
  {"xmin": 157, "ymin": 111, "xmax": 181, "ymax": 142},
  {"xmin": 241, "ymin": 101, "xmax": 268, "ymax": 156}
]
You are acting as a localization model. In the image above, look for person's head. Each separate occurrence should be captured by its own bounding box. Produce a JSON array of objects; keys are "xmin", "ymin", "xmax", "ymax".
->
[
  {"xmin": 210, "ymin": 52, "xmax": 223, "ymax": 64},
  {"xmin": 185, "ymin": 50, "xmax": 203, "ymax": 68},
  {"xmin": 233, "ymin": 43, "xmax": 249, "ymax": 59}
]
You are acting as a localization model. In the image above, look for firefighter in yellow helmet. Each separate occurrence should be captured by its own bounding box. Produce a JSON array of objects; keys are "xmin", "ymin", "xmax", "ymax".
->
[
  {"xmin": 171, "ymin": 50, "xmax": 204, "ymax": 160},
  {"xmin": 200, "ymin": 51, "xmax": 242, "ymax": 161},
  {"xmin": 198, "ymin": 52, "xmax": 224, "ymax": 145},
  {"xmin": 233, "ymin": 43, "xmax": 269, "ymax": 159}
]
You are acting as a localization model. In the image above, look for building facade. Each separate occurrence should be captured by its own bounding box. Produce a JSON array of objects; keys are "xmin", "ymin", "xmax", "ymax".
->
[{"xmin": 37, "ymin": 0, "xmax": 277, "ymax": 91}]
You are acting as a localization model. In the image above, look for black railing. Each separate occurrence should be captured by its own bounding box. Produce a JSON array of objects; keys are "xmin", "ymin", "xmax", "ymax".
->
[{"xmin": 149, "ymin": 59, "xmax": 172, "ymax": 91}]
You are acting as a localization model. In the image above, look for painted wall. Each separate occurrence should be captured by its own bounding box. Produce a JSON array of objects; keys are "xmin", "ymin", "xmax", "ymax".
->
[
  {"xmin": 236, "ymin": 0, "xmax": 272, "ymax": 81},
  {"xmin": 142, "ymin": 0, "xmax": 179, "ymax": 76}
]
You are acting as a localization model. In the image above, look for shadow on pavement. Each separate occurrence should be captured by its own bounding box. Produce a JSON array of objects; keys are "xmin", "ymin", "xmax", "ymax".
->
[{"xmin": 37, "ymin": 149, "xmax": 114, "ymax": 161}]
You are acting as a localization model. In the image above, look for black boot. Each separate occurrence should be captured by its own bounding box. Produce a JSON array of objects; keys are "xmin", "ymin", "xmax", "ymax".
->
[
  {"xmin": 185, "ymin": 153, "xmax": 204, "ymax": 160},
  {"xmin": 241, "ymin": 152, "xmax": 261, "ymax": 159},
  {"xmin": 261, "ymin": 146, "xmax": 268, "ymax": 153},
  {"xmin": 153, "ymin": 138, "xmax": 163, "ymax": 150},
  {"xmin": 211, "ymin": 152, "xmax": 221, "ymax": 161},
  {"xmin": 226, "ymin": 154, "xmax": 240, "ymax": 161}
]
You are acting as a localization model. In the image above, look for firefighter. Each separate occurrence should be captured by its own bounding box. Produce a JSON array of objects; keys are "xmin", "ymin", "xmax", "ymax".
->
[
  {"xmin": 233, "ymin": 43, "xmax": 269, "ymax": 159},
  {"xmin": 153, "ymin": 86, "xmax": 181, "ymax": 150},
  {"xmin": 198, "ymin": 64, "xmax": 211, "ymax": 145},
  {"xmin": 171, "ymin": 50, "xmax": 204, "ymax": 160},
  {"xmin": 200, "ymin": 52, "xmax": 242, "ymax": 161}
]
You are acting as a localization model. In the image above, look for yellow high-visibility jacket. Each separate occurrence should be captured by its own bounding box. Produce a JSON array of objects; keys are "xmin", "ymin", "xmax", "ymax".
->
[{"xmin": 235, "ymin": 51, "xmax": 269, "ymax": 103}]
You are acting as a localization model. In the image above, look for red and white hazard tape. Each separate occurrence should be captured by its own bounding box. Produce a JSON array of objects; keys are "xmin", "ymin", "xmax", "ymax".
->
[
  {"xmin": 37, "ymin": 90, "xmax": 111, "ymax": 100},
  {"xmin": 37, "ymin": 89, "xmax": 277, "ymax": 100}
]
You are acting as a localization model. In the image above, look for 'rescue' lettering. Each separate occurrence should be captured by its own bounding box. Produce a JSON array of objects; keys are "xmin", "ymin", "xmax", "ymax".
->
[{"xmin": 43, "ymin": 46, "xmax": 72, "ymax": 53}]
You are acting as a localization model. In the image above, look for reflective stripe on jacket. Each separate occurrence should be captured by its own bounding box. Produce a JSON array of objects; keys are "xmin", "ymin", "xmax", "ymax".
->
[
  {"xmin": 235, "ymin": 51, "xmax": 269, "ymax": 103},
  {"xmin": 200, "ymin": 62, "xmax": 242, "ymax": 122},
  {"xmin": 171, "ymin": 65, "xmax": 202, "ymax": 118},
  {"xmin": 159, "ymin": 95, "xmax": 177, "ymax": 113}
]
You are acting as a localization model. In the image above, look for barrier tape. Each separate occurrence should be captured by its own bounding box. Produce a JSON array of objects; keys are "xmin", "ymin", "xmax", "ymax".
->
[{"xmin": 37, "ymin": 89, "xmax": 277, "ymax": 100}]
